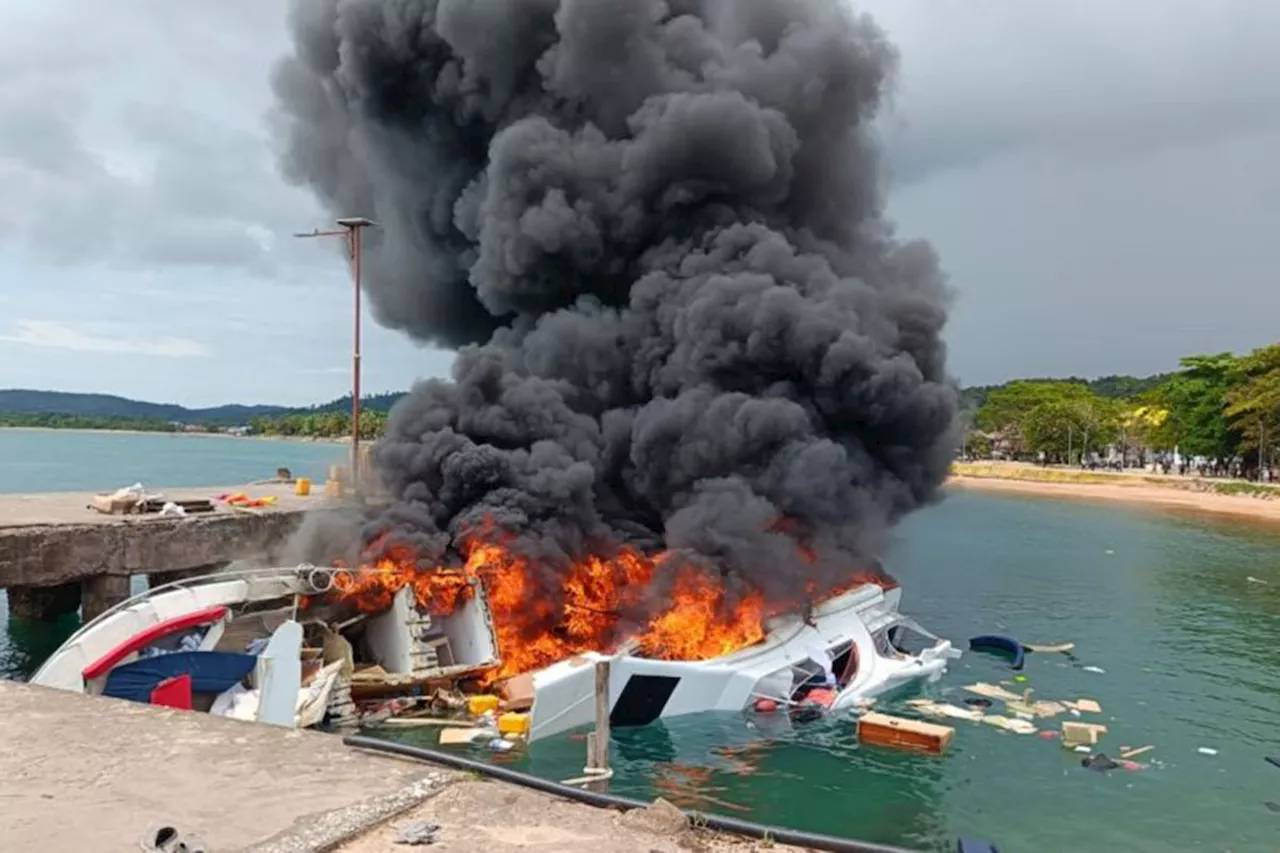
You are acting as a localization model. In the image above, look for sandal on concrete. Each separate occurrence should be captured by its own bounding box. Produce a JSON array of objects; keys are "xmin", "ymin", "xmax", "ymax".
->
[{"xmin": 140, "ymin": 826, "xmax": 182, "ymax": 852}]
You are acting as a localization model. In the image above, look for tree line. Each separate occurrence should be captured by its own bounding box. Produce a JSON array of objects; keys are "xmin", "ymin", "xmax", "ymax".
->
[
  {"xmin": 0, "ymin": 412, "xmax": 180, "ymax": 432},
  {"xmin": 0, "ymin": 407, "xmax": 390, "ymax": 439},
  {"xmin": 966, "ymin": 344, "xmax": 1280, "ymax": 475},
  {"xmin": 247, "ymin": 409, "xmax": 387, "ymax": 440}
]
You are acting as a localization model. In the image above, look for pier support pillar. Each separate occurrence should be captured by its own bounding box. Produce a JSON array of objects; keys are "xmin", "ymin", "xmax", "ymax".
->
[
  {"xmin": 6, "ymin": 583, "xmax": 81, "ymax": 622},
  {"xmin": 81, "ymin": 574, "xmax": 130, "ymax": 623}
]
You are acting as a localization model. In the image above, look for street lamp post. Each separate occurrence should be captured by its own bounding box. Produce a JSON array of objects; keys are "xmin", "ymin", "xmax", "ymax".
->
[{"xmin": 294, "ymin": 217, "xmax": 377, "ymax": 488}]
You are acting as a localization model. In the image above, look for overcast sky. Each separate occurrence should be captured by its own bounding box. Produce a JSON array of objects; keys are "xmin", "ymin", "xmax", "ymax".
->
[{"xmin": 0, "ymin": 1, "xmax": 1276, "ymax": 406}]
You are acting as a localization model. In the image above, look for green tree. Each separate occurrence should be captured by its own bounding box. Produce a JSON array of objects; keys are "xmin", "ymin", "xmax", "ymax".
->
[
  {"xmin": 1019, "ymin": 396, "xmax": 1121, "ymax": 463},
  {"xmin": 1224, "ymin": 344, "xmax": 1280, "ymax": 468},
  {"xmin": 1150, "ymin": 353, "xmax": 1240, "ymax": 460},
  {"xmin": 975, "ymin": 381, "xmax": 1094, "ymax": 433}
]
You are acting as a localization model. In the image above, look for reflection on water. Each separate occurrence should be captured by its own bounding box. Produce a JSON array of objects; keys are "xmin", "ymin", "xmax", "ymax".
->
[{"xmin": 6, "ymin": 491, "xmax": 1280, "ymax": 851}]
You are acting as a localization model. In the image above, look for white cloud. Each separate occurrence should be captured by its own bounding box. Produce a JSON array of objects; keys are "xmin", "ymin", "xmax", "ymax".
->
[{"xmin": 0, "ymin": 319, "xmax": 208, "ymax": 358}]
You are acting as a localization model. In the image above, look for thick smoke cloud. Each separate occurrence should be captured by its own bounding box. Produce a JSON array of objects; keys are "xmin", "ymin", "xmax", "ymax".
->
[{"xmin": 271, "ymin": 0, "xmax": 958, "ymax": 608}]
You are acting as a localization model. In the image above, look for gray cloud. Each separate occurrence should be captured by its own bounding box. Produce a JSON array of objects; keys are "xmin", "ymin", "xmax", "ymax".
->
[
  {"xmin": 0, "ymin": 0, "xmax": 318, "ymax": 275},
  {"xmin": 868, "ymin": 0, "xmax": 1280, "ymax": 186},
  {"xmin": 1, "ymin": 0, "xmax": 1277, "ymax": 409}
]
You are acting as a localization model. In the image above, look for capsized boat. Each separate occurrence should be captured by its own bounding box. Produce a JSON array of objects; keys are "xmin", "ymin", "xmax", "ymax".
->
[
  {"xmin": 30, "ymin": 564, "xmax": 959, "ymax": 740},
  {"xmin": 526, "ymin": 581, "xmax": 960, "ymax": 740},
  {"xmin": 29, "ymin": 565, "xmax": 501, "ymax": 728}
]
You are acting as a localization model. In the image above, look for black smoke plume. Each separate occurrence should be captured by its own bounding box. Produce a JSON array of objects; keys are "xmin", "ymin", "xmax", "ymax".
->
[{"xmin": 271, "ymin": 0, "xmax": 958, "ymax": 610}]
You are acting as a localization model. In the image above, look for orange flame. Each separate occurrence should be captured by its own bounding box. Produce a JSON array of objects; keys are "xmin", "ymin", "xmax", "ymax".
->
[{"xmin": 330, "ymin": 522, "xmax": 895, "ymax": 681}]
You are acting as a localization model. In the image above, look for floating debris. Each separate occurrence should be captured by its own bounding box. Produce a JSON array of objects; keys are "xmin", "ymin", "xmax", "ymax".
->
[
  {"xmin": 1023, "ymin": 642, "xmax": 1076, "ymax": 654},
  {"xmin": 858, "ymin": 712, "xmax": 955, "ymax": 755},
  {"xmin": 1062, "ymin": 722, "xmax": 1108, "ymax": 748},
  {"xmin": 1082, "ymin": 753, "xmax": 1120, "ymax": 772}
]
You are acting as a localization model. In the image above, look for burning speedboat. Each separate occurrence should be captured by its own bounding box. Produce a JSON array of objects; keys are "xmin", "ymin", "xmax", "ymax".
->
[
  {"xmin": 524, "ymin": 579, "xmax": 959, "ymax": 741},
  {"xmin": 30, "ymin": 560, "xmax": 957, "ymax": 741}
]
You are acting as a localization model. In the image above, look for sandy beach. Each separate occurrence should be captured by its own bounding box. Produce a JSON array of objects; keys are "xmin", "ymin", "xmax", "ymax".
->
[{"xmin": 949, "ymin": 461, "xmax": 1280, "ymax": 525}]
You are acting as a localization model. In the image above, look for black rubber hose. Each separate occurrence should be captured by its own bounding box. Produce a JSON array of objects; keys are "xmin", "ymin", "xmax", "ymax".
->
[{"xmin": 344, "ymin": 734, "xmax": 924, "ymax": 853}]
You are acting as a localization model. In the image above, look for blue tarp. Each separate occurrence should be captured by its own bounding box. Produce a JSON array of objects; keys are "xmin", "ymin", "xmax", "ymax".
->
[{"xmin": 102, "ymin": 651, "xmax": 257, "ymax": 703}]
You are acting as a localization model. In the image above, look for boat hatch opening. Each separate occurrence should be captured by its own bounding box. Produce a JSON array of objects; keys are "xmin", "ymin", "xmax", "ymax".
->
[
  {"xmin": 831, "ymin": 640, "xmax": 859, "ymax": 686},
  {"xmin": 881, "ymin": 619, "xmax": 935, "ymax": 656}
]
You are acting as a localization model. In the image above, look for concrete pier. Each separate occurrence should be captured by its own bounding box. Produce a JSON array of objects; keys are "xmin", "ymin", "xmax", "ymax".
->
[
  {"xmin": 0, "ymin": 482, "xmax": 328, "ymax": 621},
  {"xmin": 0, "ymin": 681, "xmax": 802, "ymax": 853}
]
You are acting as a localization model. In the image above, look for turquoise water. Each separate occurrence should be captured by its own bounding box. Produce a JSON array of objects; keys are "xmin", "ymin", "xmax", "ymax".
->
[
  {"xmin": 2, "ymin": 430, "xmax": 1279, "ymax": 849},
  {"xmin": 0, "ymin": 428, "xmax": 343, "ymax": 494}
]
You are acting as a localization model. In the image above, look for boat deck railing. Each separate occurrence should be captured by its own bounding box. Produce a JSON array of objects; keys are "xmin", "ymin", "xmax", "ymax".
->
[{"xmin": 57, "ymin": 563, "xmax": 396, "ymax": 652}]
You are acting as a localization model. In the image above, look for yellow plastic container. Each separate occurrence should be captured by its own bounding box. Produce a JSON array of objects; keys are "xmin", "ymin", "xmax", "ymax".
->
[
  {"xmin": 467, "ymin": 694, "xmax": 500, "ymax": 716},
  {"xmin": 497, "ymin": 712, "xmax": 531, "ymax": 736},
  {"xmin": 294, "ymin": 477, "xmax": 311, "ymax": 496}
]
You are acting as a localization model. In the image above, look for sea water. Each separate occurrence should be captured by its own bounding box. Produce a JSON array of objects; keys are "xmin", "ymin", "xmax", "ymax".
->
[{"xmin": 0, "ymin": 428, "xmax": 343, "ymax": 494}]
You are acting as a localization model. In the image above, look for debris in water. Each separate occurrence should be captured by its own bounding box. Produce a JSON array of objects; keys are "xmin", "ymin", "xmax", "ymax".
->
[
  {"xmin": 1198, "ymin": 747, "xmax": 1218, "ymax": 756},
  {"xmin": 981, "ymin": 715, "xmax": 1037, "ymax": 735},
  {"xmin": 964, "ymin": 683, "xmax": 1022, "ymax": 703},
  {"xmin": 1062, "ymin": 722, "xmax": 1108, "ymax": 748},
  {"xmin": 858, "ymin": 712, "xmax": 955, "ymax": 755},
  {"xmin": 906, "ymin": 699, "xmax": 984, "ymax": 722},
  {"xmin": 1081, "ymin": 666, "xmax": 1106, "ymax": 674},
  {"xmin": 1120, "ymin": 745, "xmax": 1154, "ymax": 760},
  {"xmin": 1081, "ymin": 753, "xmax": 1119, "ymax": 772},
  {"xmin": 1246, "ymin": 577, "xmax": 1268, "ymax": 585},
  {"xmin": 1067, "ymin": 699, "xmax": 1102, "ymax": 714},
  {"xmin": 1023, "ymin": 642, "xmax": 1076, "ymax": 654}
]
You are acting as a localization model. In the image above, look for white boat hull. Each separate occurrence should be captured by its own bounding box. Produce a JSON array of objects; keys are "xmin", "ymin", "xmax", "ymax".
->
[{"xmin": 527, "ymin": 582, "xmax": 958, "ymax": 741}]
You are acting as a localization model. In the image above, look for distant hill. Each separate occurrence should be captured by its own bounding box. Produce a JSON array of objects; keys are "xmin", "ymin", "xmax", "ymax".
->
[
  {"xmin": 4, "ymin": 375, "xmax": 1172, "ymax": 426},
  {"xmin": 958, "ymin": 373, "xmax": 1171, "ymax": 413},
  {"xmin": 0, "ymin": 389, "xmax": 407, "ymax": 425}
]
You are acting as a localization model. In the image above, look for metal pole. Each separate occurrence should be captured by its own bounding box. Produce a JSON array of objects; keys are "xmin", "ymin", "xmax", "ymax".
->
[
  {"xmin": 294, "ymin": 217, "xmax": 376, "ymax": 492},
  {"xmin": 350, "ymin": 225, "xmax": 362, "ymax": 487}
]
